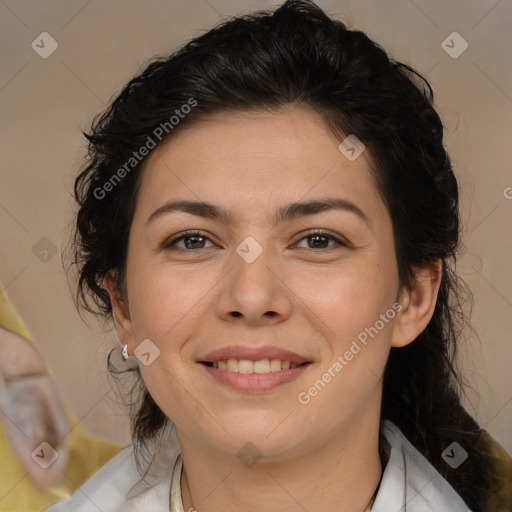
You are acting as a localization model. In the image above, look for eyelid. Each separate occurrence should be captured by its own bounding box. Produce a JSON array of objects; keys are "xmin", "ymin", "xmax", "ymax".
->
[
  {"xmin": 163, "ymin": 230, "xmax": 213, "ymax": 249},
  {"xmin": 294, "ymin": 229, "xmax": 350, "ymax": 248}
]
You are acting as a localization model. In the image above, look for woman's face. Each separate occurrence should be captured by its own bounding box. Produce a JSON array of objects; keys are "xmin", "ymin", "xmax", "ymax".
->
[{"xmin": 116, "ymin": 106, "xmax": 403, "ymax": 459}]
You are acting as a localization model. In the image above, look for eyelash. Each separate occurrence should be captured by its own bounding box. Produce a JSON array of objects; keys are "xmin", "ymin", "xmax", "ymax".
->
[{"xmin": 163, "ymin": 229, "xmax": 349, "ymax": 251}]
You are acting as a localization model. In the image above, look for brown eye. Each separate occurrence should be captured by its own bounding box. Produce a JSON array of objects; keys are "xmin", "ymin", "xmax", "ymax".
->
[
  {"xmin": 164, "ymin": 231, "xmax": 214, "ymax": 250},
  {"xmin": 295, "ymin": 231, "xmax": 348, "ymax": 250}
]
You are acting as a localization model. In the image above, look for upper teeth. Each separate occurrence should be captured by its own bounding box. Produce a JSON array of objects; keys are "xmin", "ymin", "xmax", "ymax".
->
[{"xmin": 212, "ymin": 359, "xmax": 298, "ymax": 373}]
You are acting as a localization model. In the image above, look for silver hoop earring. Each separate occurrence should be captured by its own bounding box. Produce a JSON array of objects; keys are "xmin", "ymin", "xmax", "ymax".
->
[{"xmin": 121, "ymin": 344, "xmax": 129, "ymax": 360}]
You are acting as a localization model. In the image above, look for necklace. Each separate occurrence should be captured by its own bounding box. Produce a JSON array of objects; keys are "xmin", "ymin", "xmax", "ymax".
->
[{"xmin": 181, "ymin": 468, "xmax": 193, "ymax": 511}]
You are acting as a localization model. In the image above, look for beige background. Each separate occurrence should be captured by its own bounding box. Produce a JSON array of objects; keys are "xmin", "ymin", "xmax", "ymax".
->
[{"xmin": 0, "ymin": 0, "xmax": 511, "ymax": 453}]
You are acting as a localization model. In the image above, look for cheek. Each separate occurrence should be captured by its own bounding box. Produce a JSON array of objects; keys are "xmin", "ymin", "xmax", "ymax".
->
[
  {"xmin": 137, "ymin": 364, "xmax": 192, "ymax": 431},
  {"xmin": 298, "ymin": 260, "xmax": 395, "ymax": 342},
  {"xmin": 301, "ymin": 269, "xmax": 396, "ymax": 409},
  {"xmin": 127, "ymin": 257, "xmax": 214, "ymax": 340}
]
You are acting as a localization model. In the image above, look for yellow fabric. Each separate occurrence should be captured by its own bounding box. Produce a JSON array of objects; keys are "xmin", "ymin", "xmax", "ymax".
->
[
  {"xmin": 0, "ymin": 288, "xmax": 32, "ymax": 342},
  {"xmin": 0, "ymin": 414, "xmax": 122, "ymax": 512},
  {"xmin": 0, "ymin": 288, "xmax": 123, "ymax": 512}
]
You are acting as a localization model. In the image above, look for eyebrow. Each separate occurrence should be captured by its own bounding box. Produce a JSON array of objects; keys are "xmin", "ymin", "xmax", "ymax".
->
[{"xmin": 146, "ymin": 197, "xmax": 370, "ymax": 227}]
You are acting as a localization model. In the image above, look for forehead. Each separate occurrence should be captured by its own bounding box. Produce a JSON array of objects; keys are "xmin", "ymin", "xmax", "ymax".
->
[{"xmin": 134, "ymin": 107, "xmax": 387, "ymax": 226}]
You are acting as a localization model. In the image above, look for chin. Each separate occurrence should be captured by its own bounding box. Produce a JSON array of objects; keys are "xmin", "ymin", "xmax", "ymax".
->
[{"xmin": 211, "ymin": 416, "xmax": 306, "ymax": 454}]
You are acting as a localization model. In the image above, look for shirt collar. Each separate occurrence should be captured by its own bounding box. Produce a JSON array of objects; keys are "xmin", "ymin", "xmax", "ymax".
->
[
  {"xmin": 164, "ymin": 419, "xmax": 471, "ymax": 511},
  {"xmin": 44, "ymin": 419, "xmax": 471, "ymax": 511},
  {"xmin": 371, "ymin": 420, "xmax": 471, "ymax": 511}
]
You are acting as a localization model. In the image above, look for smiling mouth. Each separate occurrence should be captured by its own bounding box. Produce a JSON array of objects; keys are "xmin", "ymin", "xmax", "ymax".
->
[{"xmin": 201, "ymin": 359, "xmax": 310, "ymax": 374}]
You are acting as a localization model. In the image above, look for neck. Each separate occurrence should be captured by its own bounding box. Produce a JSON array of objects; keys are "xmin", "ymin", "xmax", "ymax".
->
[{"xmin": 177, "ymin": 403, "xmax": 383, "ymax": 512}]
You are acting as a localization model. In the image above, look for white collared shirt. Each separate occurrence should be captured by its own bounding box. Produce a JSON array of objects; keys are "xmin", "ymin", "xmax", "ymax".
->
[{"xmin": 43, "ymin": 419, "xmax": 472, "ymax": 512}]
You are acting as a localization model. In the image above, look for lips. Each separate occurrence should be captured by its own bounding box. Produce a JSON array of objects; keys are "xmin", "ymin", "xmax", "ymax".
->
[
  {"xmin": 198, "ymin": 345, "xmax": 311, "ymax": 366},
  {"xmin": 197, "ymin": 345, "xmax": 313, "ymax": 392}
]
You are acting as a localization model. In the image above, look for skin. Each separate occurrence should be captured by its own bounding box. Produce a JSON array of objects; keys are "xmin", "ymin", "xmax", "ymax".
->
[{"xmin": 107, "ymin": 106, "xmax": 442, "ymax": 512}]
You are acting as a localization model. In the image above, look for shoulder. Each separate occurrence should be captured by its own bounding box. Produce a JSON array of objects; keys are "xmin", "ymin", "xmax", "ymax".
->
[
  {"xmin": 43, "ymin": 423, "xmax": 180, "ymax": 512},
  {"xmin": 43, "ymin": 446, "xmax": 137, "ymax": 512}
]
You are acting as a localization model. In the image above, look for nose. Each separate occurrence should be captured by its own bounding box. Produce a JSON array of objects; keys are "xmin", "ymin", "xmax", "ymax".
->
[{"xmin": 215, "ymin": 248, "xmax": 293, "ymax": 327}]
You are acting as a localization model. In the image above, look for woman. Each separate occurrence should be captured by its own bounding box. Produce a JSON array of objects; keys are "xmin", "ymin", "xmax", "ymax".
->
[{"xmin": 45, "ymin": 1, "xmax": 510, "ymax": 510}]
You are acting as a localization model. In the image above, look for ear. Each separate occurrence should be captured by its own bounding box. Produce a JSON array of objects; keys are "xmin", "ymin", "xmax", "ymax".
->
[
  {"xmin": 105, "ymin": 272, "xmax": 135, "ymax": 355},
  {"xmin": 391, "ymin": 259, "xmax": 443, "ymax": 348}
]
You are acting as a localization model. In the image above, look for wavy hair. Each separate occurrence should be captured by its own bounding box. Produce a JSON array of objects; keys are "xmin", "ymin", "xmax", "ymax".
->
[{"xmin": 67, "ymin": 1, "xmax": 497, "ymax": 509}]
